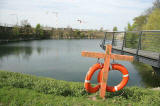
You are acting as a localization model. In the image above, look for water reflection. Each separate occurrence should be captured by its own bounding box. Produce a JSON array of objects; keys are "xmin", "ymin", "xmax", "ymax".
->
[
  {"xmin": 37, "ymin": 47, "xmax": 42, "ymax": 54},
  {"xmin": 132, "ymin": 61, "xmax": 160, "ymax": 87},
  {"xmin": 0, "ymin": 44, "xmax": 43, "ymax": 60}
]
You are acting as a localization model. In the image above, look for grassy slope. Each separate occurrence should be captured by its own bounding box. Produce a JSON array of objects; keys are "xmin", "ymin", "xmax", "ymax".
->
[{"xmin": 0, "ymin": 70, "xmax": 160, "ymax": 106}]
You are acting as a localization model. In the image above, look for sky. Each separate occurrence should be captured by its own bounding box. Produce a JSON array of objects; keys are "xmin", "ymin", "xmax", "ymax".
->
[{"xmin": 0, "ymin": 0, "xmax": 153, "ymax": 30}]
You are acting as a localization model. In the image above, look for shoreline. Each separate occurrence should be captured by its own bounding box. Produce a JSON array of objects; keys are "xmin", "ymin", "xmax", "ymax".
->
[
  {"xmin": 0, "ymin": 37, "xmax": 98, "ymax": 44},
  {"xmin": 0, "ymin": 38, "xmax": 47, "ymax": 44}
]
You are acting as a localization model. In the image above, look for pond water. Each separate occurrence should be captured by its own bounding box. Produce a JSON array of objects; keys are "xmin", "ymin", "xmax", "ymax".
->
[{"xmin": 0, "ymin": 39, "xmax": 159, "ymax": 87}]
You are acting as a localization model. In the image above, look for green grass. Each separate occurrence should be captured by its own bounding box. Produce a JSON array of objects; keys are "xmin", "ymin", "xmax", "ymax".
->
[{"xmin": 0, "ymin": 70, "xmax": 160, "ymax": 106}]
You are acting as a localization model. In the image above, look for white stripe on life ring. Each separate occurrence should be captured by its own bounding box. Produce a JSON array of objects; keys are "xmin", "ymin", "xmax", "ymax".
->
[
  {"xmin": 87, "ymin": 70, "xmax": 90, "ymax": 76},
  {"xmin": 85, "ymin": 80, "xmax": 90, "ymax": 83},
  {"xmin": 114, "ymin": 86, "xmax": 118, "ymax": 91},
  {"xmin": 123, "ymin": 74, "xmax": 129, "ymax": 77}
]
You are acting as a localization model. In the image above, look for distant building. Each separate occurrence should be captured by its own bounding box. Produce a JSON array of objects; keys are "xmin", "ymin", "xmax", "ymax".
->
[{"xmin": 42, "ymin": 27, "xmax": 52, "ymax": 31}]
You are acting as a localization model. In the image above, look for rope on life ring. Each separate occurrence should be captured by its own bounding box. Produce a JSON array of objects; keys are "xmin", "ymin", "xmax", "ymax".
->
[
  {"xmin": 97, "ymin": 64, "xmax": 129, "ymax": 92},
  {"xmin": 84, "ymin": 63, "xmax": 103, "ymax": 93}
]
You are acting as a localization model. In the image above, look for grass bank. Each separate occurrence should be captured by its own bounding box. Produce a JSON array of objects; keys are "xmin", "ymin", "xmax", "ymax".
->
[{"xmin": 0, "ymin": 70, "xmax": 160, "ymax": 106}]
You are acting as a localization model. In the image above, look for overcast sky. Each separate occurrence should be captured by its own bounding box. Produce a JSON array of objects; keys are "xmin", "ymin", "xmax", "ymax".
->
[{"xmin": 0, "ymin": 0, "xmax": 153, "ymax": 30}]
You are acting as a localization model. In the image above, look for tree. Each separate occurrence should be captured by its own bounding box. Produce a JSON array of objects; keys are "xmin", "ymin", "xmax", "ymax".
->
[
  {"xmin": 153, "ymin": 0, "xmax": 160, "ymax": 9},
  {"xmin": 144, "ymin": 0, "xmax": 160, "ymax": 15},
  {"xmin": 20, "ymin": 19, "xmax": 33, "ymax": 38},
  {"xmin": 21, "ymin": 20, "xmax": 30, "ymax": 27},
  {"xmin": 144, "ymin": 8, "xmax": 160, "ymax": 30},
  {"xmin": 125, "ymin": 23, "xmax": 138, "ymax": 48},
  {"xmin": 142, "ymin": 8, "xmax": 160, "ymax": 51},
  {"xmin": 100, "ymin": 27, "xmax": 103, "ymax": 32},
  {"xmin": 132, "ymin": 15, "xmax": 148, "ymax": 30},
  {"xmin": 35, "ymin": 24, "xmax": 43, "ymax": 38},
  {"xmin": 113, "ymin": 26, "xmax": 118, "ymax": 31},
  {"xmin": 75, "ymin": 30, "xmax": 81, "ymax": 37},
  {"xmin": 25, "ymin": 24, "xmax": 32, "ymax": 35},
  {"xmin": 125, "ymin": 23, "xmax": 134, "ymax": 31},
  {"xmin": 12, "ymin": 26, "xmax": 19, "ymax": 39}
]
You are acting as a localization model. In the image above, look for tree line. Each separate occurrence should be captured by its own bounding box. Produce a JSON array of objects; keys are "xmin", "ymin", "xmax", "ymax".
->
[
  {"xmin": 126, "ymin": 0, "xmax": 160, "ymax": 31},
  {"xmin": 0, "ymin": 20, "xmax": 107, "ymax": 41},
  {"xmin": 125, "ymin": 0, "xmax": 160, "ymax": 52},
  {"xmin": 0, "ymin": 20, "xmax": 52, "ymax": 40}
]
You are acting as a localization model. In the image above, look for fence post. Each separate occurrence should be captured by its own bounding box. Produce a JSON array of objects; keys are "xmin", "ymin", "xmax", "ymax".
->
[
  {"xmin": 121, "ymin": 32, "xmax": 126, "ymax": 54},
  {"xmin": 136, "ymin": 31, "xmax": 143, "ymax": 60},
  {"xmin": 158, "ymin": 54, "xmax": 160, "ymax": 68},
  {"xmin": 104, "ymin": 32, "xmax": 107, "ymax": 40},
  {"xmin": 112, "ymin": 32, "xmax": 115, "ymax": 46},
  {"xmin": 139, "ymin": 32, "xmax": 142, "ymax": 50},
  {"xmin": 125, "ymin": 32, "xmax": 127, "ymax": 48},
  {"xmin": 103, "ymin": 32, "xmax": 107, "ymax": 50},
  {"xmin": 100, "ymin": 32, "xmax": 107, "ymax": 50}
]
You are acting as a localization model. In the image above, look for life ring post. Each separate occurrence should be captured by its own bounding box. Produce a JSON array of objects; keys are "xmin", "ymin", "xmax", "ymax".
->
[
  {"xmin": 81, "ymin": 44, "xmax": 134, "ymax": 99},
  {"xmin": 100, "ymin": 45, "xmax": 112, "ymax": 99}
]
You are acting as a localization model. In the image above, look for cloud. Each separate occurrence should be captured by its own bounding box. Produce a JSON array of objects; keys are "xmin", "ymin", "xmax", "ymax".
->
[{"xmin": 0, "ymin": 0, "xmax": 153, "ymax": 30}]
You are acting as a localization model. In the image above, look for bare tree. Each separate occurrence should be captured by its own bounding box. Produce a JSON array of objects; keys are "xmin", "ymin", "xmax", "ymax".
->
[{"xmin": 20, "ymin": 19, "xmax": 30, "ymax": 27}]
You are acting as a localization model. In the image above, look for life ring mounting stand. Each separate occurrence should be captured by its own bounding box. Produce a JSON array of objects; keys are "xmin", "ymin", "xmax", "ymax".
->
[{"xmin": 81, "ymin": 44, "xmax": 134, "ymax": 99}]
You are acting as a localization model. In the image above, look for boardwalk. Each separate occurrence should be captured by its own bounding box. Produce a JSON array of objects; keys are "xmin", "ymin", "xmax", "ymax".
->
[
  {"xmin": 113, "ymin": 46, "xmax": 159, "ymax": 60},
  {"xmin": 100, "ymin": 30, "xmax": 160, "ymax": 68}
]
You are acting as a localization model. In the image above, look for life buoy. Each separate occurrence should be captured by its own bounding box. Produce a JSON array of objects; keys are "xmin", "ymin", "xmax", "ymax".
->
[
  {"xmin": 97, "ymin": 64, "xmax": 129, "ymax": 92},
  {"xmin": 84, "ymin": 63, "xmax": 103, "ymax": 93}
]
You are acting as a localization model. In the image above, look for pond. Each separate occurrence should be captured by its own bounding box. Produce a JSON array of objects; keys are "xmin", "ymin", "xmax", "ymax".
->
[{"xmin": 0, "ymin": 39, "xmax": 159, "ymax": 87}]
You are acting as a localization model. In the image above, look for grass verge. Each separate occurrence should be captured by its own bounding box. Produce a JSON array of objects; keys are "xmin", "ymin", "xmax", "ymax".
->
[{"xmin": 0, "ymin": 70, "xmax": 160, "ymax": 106}]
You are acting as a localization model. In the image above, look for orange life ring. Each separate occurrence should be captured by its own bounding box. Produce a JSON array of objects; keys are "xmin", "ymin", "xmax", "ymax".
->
[
  {"xmin": 84, "ymin": 63, "xmax": 103, "ymax": 93},
  {"xmin": 97, "ymin": 64, "xmax": 129, "ymax": 92}
]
